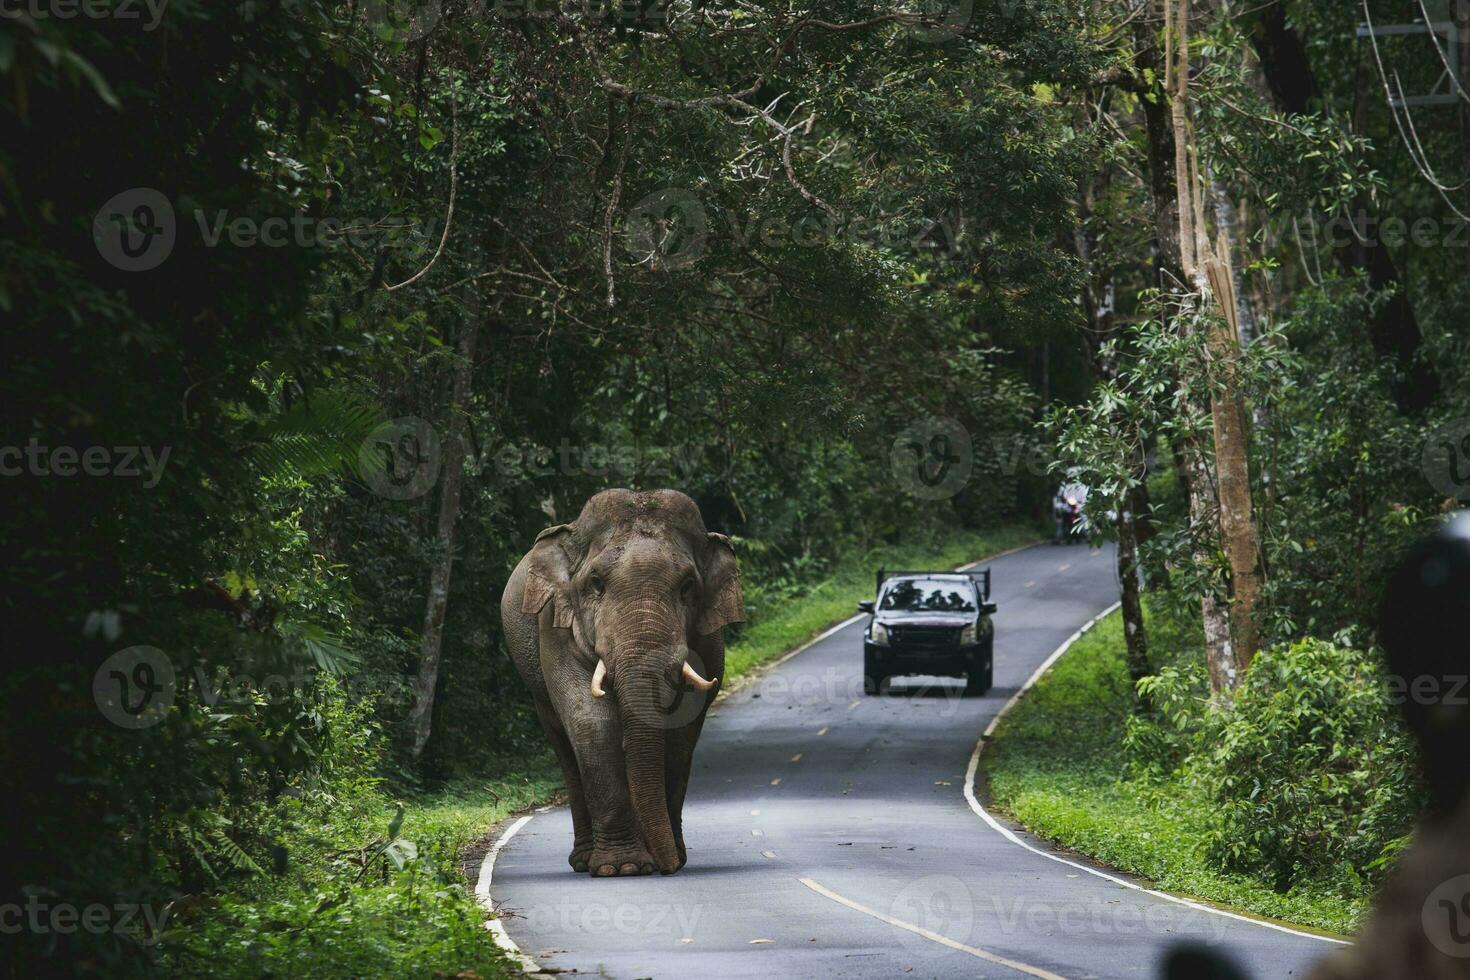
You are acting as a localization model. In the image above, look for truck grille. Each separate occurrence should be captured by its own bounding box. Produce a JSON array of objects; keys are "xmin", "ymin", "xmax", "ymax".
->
[{"xmin": 889, "ymin": 625, "xmax": 963, "ymax": 648}]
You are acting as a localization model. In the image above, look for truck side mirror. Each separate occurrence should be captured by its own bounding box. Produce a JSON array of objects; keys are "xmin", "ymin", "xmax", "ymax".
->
[
  {"xmin": 857, "ymin": 600, "xmax": 875, "ymax": 614},
  {"xmin": 982, "ymin": 602, "xmax": 998, "ymax": 615}
]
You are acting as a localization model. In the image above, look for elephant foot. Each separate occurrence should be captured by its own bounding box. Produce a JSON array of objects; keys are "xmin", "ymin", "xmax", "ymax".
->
[
  {"xmin": 589, "ymin": 845, "xmax": 654, "ymax": 877},
  {"xmin": 568, "ymin": 841, "xmax": 594, "ymax": 874},
  {"xmin": 675, "ymin": 837, "xmax": 687, "ymax": 871}
]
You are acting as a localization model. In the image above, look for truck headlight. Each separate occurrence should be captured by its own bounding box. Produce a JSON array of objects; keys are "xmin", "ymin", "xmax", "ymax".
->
[
  {"xmin": 960, "ymin": 622, "xmax": 977, "ymax": 645},
  {"xmin": 870, "ymin": 622, "xmax": 890, "ymax": 647}
]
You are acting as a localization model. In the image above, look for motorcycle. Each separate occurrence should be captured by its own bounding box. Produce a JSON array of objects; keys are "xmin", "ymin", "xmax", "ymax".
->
[{"xmin": 1052, "ymin": 483, "xmax": 1088, "ymax": 544}]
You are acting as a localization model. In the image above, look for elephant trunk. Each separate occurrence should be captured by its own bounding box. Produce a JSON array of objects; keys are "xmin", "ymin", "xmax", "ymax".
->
[{"xmin": 613, "ymin": 638, "xmax": 687, "ymax": 875}]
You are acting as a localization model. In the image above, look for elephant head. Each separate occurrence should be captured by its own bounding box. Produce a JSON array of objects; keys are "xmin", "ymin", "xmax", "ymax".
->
[{"xmin": 518, "ymin": 489, "xmax": 744, "ymax": 872}]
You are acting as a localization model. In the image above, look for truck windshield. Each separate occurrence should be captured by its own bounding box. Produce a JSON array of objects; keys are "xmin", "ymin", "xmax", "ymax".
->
[{"xmin": 880, "ymin": 579, "xmax": 976, "ymax": 612}]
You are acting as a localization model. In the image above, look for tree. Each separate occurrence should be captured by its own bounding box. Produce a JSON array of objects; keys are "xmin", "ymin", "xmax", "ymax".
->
[{"xmin": 1165, "ymin": 0, "xmax": 1266, "ymax": 692}]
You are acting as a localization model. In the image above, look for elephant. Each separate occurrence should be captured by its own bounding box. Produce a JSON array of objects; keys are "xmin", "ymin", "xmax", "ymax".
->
[{"xmin": 500, "ymin": 488, "xmax": 744, "ymax": 876}]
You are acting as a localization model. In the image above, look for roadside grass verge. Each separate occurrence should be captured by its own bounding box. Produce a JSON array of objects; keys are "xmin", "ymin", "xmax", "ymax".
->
[
  {"xmin": 159, "ymin": 524, "xmax": 1037, "ymax": 976},
  {"xmin": 981, "ymin": 607, "xmax": 1365, "ymax": 936},
  {"xmin": 158, "ymin": 757, "xmax": 561, "ymax": 978},
  {"xmin": 723, "ymin": 524, "xmax": 1042, "ymax": 683}
]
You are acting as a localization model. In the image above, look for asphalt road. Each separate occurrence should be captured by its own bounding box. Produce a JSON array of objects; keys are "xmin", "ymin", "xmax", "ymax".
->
[{"xmin": 485, "ymin": 542, "xmax": 1343, "ymax": 979}]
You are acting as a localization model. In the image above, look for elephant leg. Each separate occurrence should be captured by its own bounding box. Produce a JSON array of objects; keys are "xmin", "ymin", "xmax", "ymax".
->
[
  {"xmin": 567, "ymin": 709, "xmax": 654, "ymax": 877},
  {"xmin": 531, "ymin": 698, "xmax": 594, "ymax": 872},
  {"xmin": 664, "ymin": 703, "xmax": 711, "ymax": 870}
]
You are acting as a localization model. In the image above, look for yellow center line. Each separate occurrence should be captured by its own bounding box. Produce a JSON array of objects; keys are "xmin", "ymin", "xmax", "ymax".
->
[
  {"xmin": 1058, "ymin": 563, "xmax": 1071, "ymax": 572},
  {"xmin": 1025, "ymin": 580, "xmax": 1036, "ymax": 588},
  {"xmin": 770, "ymin": 777, "xmax": 781, "ymax": 785},
  {"xmin": 816, "ymin": 726, "xmax": 829, "ymax": 736},
  {"xmin": 790, "ymin": 753, "xmax": 803, "ymax": 762},
  {"xmin": 847, "ymin": 700, "xmax": 861, "ymax": 710},
  {"xmin": 797, "ymin": 878, "xmax": 1066, "ymax": 980},
  {"xmin": 761, "ymin": 850, "xmax": 776, "ymax": 859}
]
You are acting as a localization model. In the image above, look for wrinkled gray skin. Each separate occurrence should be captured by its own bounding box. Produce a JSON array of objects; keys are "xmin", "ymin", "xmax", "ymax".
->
[{"xmin": 500, "ymin": 489, "xmax": 744, "ymax": 876}]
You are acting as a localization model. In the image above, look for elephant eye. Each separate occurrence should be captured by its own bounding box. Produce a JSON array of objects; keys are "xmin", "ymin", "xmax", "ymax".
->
[
  {"xmin": 680, "ymin": 578, "xmax": 696, "ymax": 602},
  {"xmin": 589, "ymin": 574, "xmax": 606, "ymax": 596}
]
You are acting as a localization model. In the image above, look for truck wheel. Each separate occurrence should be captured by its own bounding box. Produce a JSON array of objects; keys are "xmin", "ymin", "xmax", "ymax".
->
[
  {"xmin": 965, "ymin": 646, "xmax": 993, "ymax": 696},
  {"xmin": 864, "ymin": 657, "xmax": 885, "ymax": 695}
]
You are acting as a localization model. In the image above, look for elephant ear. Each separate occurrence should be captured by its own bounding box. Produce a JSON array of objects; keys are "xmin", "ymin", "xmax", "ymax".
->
[
  {"xmin": 521, "ymin": 523, "xmax": 579, "ymax": 630},
  {"xmin": 697, "ymin": 532, "xmax": 746, "ymax": 636}
]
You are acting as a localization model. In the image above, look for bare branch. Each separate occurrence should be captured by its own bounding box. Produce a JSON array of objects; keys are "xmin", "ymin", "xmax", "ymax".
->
[{"xmin": 384, "ymin": 93, "xmax": 459, "ymax": 291}]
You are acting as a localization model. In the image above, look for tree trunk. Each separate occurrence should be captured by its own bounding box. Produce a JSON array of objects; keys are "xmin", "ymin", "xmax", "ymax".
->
[
  {"xmin": 1167, "ymin": 0, "xmax": 1264, "ymax": 693},
  {"xmin": 407, "ymin": 312, "xmax": 480, "ymax": 760},
  {"xmin": 1117, "ymin": 481, "xmax": 1151, "ymax": 702}
]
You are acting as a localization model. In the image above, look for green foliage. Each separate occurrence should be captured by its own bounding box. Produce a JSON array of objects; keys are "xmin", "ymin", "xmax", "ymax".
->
[
  {"xmin": 1193, "ymin": 638, "xmax": 1424, "ymax": 893},
  {"xmin": 987, "ymin": 607, "xmax": 1378, "ymax": 935}
]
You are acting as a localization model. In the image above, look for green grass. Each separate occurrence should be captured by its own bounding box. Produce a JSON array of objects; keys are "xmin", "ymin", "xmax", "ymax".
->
[
  {"xmin": 723, "ymin": 525, "xmax": 1041, "ymax": 682},
  {"xmin": 982, "ymin": 609, "xmax": 1364, "ymax": 936}
]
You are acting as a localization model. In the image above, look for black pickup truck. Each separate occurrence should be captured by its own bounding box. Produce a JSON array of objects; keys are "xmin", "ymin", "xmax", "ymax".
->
[{"xmin": 858, "ymin": 568, "xmax": 997, "ymax": 696}]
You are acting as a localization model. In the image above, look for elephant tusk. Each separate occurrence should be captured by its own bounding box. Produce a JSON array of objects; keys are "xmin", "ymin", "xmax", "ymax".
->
[
  {"xmin": 591, "ymin": 659, "xmax": 608, "ymax": 698},
  {"xmin": 682, "ymin": 661, "xmax": 717, "ymax": 691}
]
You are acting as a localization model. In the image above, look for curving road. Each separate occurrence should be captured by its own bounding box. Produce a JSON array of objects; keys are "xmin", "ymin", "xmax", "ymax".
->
[{"xmin": 484, "ymin": 543, "xmax": 1342, "ymax": 978}]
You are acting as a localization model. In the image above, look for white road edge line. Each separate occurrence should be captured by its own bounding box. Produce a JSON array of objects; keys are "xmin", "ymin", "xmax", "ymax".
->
[
  {"xmin": 963, "ymin": 602, "xmax": 1351, "ymax": 947},
  {"xmin": 474, "ymin": 813, "xmax": 546, "ymax": 974},
  {"xmin": 798, "ymin": 877, "xmax": 1066, "ymax": 980}
]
